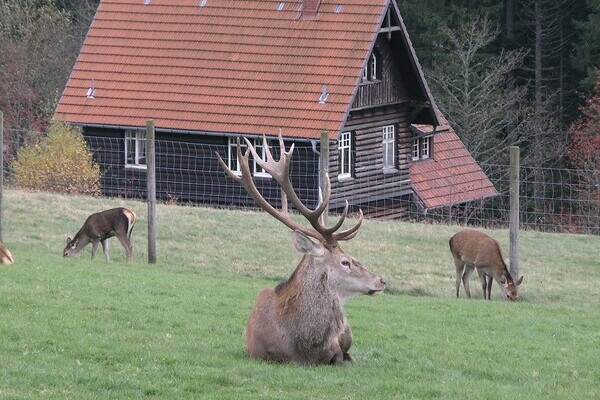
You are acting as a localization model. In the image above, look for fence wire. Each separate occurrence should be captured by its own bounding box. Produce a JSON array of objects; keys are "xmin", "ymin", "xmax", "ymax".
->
[{"xmin": 4, "ymin": 130, "xmax": 599, "ymax": 235}]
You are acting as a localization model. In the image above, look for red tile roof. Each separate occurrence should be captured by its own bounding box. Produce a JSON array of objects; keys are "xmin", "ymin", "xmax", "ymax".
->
[
  {"xmin": 56, "ymin": 0, "xmax": 389, "ymax": 140},
  {"xmin": 410, "ymin": 117, "xmax": 498, "ymax": 209}
]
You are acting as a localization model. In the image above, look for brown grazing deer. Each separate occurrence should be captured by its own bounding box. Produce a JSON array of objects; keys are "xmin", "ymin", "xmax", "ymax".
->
[
  {"xmin": 216, "ymin": 134, "xmax": 386, "ymax": 365},
  {"xmin": 0, "ymin": 241, "xmax": 14, "ymax": 264},
  {"xmin": 449, "ymin": 229, "xmax": 524, "ymax": 301},
  {"xmin": 63, "ymin": 207, "xmax": 137, "ymax": 262}
]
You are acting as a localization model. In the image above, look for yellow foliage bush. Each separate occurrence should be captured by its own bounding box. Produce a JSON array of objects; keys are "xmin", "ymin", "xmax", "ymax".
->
[{"xmin": 12, "ymin": 121, "xmax": 101, "ymax": 195}]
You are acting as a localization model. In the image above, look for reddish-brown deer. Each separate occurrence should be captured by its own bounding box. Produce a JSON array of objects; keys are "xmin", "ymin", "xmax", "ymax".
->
[
  {"xmin": 216, "ymin": 135, "xmax": 385, "ymax": 365},
  {"xmin": 0, "ymin": 241, "xmax": 14, "ymax": 264},
  {"xmin": 449, "ymin": 229, "xmax": 523, "ymax": 301},
  {"xmin": 63, "ymin": 207, "xmax": 137, "ymax": 262}
]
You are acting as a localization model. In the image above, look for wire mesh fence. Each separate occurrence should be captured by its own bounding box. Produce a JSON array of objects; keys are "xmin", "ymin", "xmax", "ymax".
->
[
  {"xmin": 3, "ymin": 129, "xmax": 599, "ymax": 235},
  {"xmin": 415, "ymin": 163, "xmax": 600, "ymax": 234}
]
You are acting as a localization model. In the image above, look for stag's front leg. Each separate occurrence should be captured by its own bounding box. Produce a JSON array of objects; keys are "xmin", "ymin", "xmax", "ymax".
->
[
  {"xmin": 339, "ymin": 324, "xmax": 354, "ymax": 362},
  {"xmin": 101, "ymin": 239, "xmax": 110, "ymax": 261}
]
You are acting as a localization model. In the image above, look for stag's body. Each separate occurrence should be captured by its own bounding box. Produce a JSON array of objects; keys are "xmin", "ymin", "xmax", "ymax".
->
[
  {"xmin": 63, "ymin": 207, "xmax": 136, "ymax": 261},
  {"xmin": 0, "ymin": 241, "xmax": 14, "ymax": 264},
  {"xmin": 450, "ymin": 229, "xmax": 523, "ymax": 301},
  {"xmin": 246, "ymin": 233, "xmax": 383, "ymax": 364},
  {"xmin": 217, "ymin": 134, "xmax": 385, "ymax": 365}
]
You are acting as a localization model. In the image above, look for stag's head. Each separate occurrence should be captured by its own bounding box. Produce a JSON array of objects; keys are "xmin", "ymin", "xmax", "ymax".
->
[
  {"xmin": 292, "ymin": 230, "xmax": 385, "ymax": 300},
  {"xmin": 216, "ymin": 133, "xmax": 385, "ymax": 299}
]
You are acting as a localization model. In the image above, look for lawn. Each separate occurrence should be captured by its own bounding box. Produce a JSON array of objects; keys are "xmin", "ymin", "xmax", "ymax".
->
[{"xmin": 0, "ymin": 189, "xmax": 598, "ymax": 399}]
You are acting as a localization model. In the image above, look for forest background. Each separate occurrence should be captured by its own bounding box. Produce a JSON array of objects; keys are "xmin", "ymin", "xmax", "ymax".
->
[{"xmin": 0, "ymin": 0, "xmax": 599, "ymax": 194}]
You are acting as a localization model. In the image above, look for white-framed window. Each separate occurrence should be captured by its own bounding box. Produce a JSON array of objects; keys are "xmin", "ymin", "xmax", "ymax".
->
[
  {"xmin": 125, "ymin": 129, "xmax": 146, "ymax": 168},
  {"xmin": 412, "ymin": 136, "xmax": 432, "ymax": 161},
  {"xmin": 338, "ymin": 131, "xmax": 352, "ymax": 179},
  {"xmin": 362, "ymin": 52, "xmax": 379, "ymax": 82},
  {"xmin": 370, "ymin": 53, "xmax": 377, "ymax": 80},
  {"xmin": 227, "ymin": 137, "xmax": 272, "ymax": 177},
  {"xmin": 382, "ymin": 125, "xmax": 395, "ymax": 170}
]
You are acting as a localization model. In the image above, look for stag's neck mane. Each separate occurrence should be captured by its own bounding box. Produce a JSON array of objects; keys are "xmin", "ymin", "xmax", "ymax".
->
[{"xmin": 275, "ymin": 256, "xmax": 342, "ymax": 315}]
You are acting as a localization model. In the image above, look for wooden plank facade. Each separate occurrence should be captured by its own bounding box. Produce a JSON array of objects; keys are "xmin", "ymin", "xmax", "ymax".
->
[
  {"xmin": 82, "ymin": 127, "xmax": 320, "ymax": 209},
  {"xmin": 329, "ymin": 31, "xmax": 433, "ymax": 216}
]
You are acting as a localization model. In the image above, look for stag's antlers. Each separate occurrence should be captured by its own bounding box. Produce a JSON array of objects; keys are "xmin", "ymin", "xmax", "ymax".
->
[{"xmin": 216, "ymin": 133, "xmax": 362, "ymax": 246}]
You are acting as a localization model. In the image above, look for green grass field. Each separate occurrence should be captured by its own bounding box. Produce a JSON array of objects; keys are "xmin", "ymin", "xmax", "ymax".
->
[{"xmin": 0, "ymin": 189, "xmax": 598, "ymax": 399}]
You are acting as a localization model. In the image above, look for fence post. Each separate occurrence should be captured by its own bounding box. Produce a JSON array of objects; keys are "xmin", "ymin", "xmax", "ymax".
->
[
  {"xmin": 0, "ymin": 111, "xmax": 3, "ymax": 242},
  {"xmin": 509, "ymin": 146, "xmax": 520, "ymax": 278},
  {"xmin": 146, "ymin": 120, "xmax": 157, "ymax": 263},
  {"xmin": 320, "ymin": 131, "xmax": 329, "ymax": 226}
]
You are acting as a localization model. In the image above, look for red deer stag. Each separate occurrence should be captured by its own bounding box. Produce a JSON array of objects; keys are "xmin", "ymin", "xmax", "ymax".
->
[
  {"xmin": 63, "ymin": 207, "xmax": 137, "ymax": 262},
  {"xmin": 0, "ymin": 241, "xmax": 14, "ymax": 264},
  {"xmin": 450, "ymin": 229, "xmax": 524, "ymax": 301},
  {"xmin": 216, "ymin": 135, "xmax": 385, "ymax": 365}
]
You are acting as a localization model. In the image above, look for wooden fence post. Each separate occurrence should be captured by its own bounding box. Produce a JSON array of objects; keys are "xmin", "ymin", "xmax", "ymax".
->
[
  {"xmin": 146, "ymin": 120, "xmax": 157, "ymax": 263},
  {"xmin": 0, "ymin": 111, "xmax": 3, "ymax": 242},
  {"xmin": 509, "ymin": 146, "xmax": 520, "ymax": 278},
  {"xmin": 320, "ymin": 131, "xmax": 329, "ymax": 226}
]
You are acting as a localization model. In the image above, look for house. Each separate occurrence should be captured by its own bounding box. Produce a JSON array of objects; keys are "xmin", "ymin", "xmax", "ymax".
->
[{"xmin": 55, "ymin": 0, "xmax": 497, "ymax": 218}]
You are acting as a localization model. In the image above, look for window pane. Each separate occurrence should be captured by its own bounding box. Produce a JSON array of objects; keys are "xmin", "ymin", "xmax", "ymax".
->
[
  {"xmin": 382, "ymin": 125, "xmax": 395, "ymax": 168},
  {"xmin": 137, "ymin": 137, "xmax": 147, "ymax": 165},
  {"xmin": 422, "ymin": 136, "xmax": 430, "ymax": 159},
  {"xmin": 254, "ymin": 141, "xmax": 264, "ymax": 173},
  {"xmin": 371, "ymin": 53, "xmax": 377, "ymax": 80},
  {"xmin": 126, "ymin": 137, "xmax": 135, "ymax": 164},
  {"xmin": 412, "ymin": 139, "xmax": 419, "ymax": 160},
  {"xmin": 229, "ymin": 138, "xmax": 248, "ymax": 172},
  {"xmin": 338, "ymin": 132, "xmax": 352, "ymax": 176}
]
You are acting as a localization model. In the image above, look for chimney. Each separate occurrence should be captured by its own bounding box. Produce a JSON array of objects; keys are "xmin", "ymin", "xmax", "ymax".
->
[{"xmin": 301, "ymin": 0, "xmax": 321, "ymax": 20}]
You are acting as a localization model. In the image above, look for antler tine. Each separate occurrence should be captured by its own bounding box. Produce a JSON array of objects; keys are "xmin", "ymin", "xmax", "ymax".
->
[
  {"xmin": 248, "ymin": 134, "xmax": 329, "ymax": 224},
  {"xmin": 215, "ymin": 138, "xmax": 244, "ymax": 183},
  {"xmin": 220, "ymin": 136, "xmax": 324, "ymax": 241},
  {"xmin": 218, "ymin": 134, "xmax": 363, "ymax": 245},
  {"xmin": 332, "ymin": 207, "xmax": 363, "ymax": 242}
]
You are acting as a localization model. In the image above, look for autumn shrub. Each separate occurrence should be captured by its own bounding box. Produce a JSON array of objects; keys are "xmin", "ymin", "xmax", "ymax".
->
[{"xmin": 12, "ymin": 120, "xmax": 101, "ymax": 195}]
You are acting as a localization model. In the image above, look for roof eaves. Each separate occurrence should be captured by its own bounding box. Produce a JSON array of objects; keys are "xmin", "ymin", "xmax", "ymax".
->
[{"xmin": 70, "ymin": 122, "xmax": 316, "ymax": 142}]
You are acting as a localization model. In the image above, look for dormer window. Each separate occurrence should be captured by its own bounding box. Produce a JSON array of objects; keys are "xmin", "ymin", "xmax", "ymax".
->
[
  {"xmin": 362, "ymin": 52, "xmax": 379, "ymax": 82},
  {"xmin": 412, "ymin": 136, "xmax": 432, "ymax": 161}
]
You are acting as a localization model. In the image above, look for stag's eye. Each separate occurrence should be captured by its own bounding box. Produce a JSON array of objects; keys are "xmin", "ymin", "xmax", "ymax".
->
[{"xmin": 341, "ymin": 259, "xmax": 351, "ymax": 270}]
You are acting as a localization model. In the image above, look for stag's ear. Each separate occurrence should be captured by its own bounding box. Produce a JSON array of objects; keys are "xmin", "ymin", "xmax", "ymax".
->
[
  {"xmin": 66, "ymin": 237, "xmax": 72, "ymax": 244},
  {"xmin": 292, "ymin": 230, "xmax": 325, "ymax": 257}
]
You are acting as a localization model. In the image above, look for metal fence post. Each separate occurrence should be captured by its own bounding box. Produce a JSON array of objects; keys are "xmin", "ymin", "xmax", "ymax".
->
[
  {"xmin": 509, "ymin": 146, "xmax": 520, "ymax": 278},
  {"xmin": 146, "ymin": 120, "xmax": 157, "ymax": 263}
]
